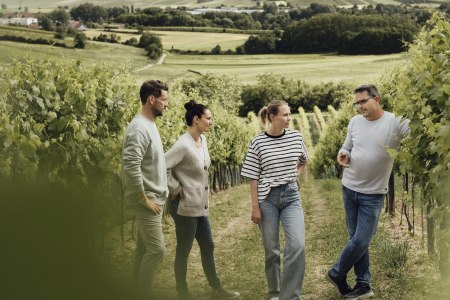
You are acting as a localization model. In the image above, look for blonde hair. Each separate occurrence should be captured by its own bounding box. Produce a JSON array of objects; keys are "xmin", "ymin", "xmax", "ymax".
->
[{"xmin": 259, "ymin": 100, "xmax": 288, "ymax": 127}]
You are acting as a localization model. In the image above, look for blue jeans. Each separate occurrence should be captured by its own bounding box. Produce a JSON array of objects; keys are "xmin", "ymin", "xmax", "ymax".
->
[
  {"xmin": 331, "ymin": 186, "xmax": 384, "ymax": 287},
  {"xmin": 259, "ymin": 181, "xmax": 305, "ymax": 300},
  {"xmin": 170, "ymin": 198, "xmax": 221, "ymax": 294}
]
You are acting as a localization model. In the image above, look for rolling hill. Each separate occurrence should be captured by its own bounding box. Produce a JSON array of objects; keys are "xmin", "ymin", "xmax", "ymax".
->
[{"xmin": 1, "ymin": 0, "xmax": 443, "ymax": 11}]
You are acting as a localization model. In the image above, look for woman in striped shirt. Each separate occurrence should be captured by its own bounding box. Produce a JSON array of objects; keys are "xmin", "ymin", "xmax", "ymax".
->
[{"xmin": 241, "ymin": 100, "xmax": 308, "ymax": 300}]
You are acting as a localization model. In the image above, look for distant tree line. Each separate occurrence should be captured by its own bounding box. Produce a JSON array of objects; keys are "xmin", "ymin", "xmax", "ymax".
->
[
  {"xmin": 66, "ymin": 3, "xmax": 437, "ymax": 31},
  {"xmin": 238, "ymin": 74, "xmax": 352, "ymax": 116},
  {"xmin": 33, "ymin": 3, "xmax": 448, "ymax": 55},
  {"xmin": 278, "ymin": 14, "xmax": 418, "ymax": 54}
]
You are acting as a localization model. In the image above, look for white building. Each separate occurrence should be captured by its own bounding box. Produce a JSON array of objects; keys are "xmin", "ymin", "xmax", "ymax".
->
[{"xmin": 0, "ymin": 17, "xmax": 38, "ymax": 26}]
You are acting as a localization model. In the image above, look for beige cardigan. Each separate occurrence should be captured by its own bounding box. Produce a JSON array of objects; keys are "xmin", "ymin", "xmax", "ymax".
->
[{"xmin": 165, "ymin": 132, "xmax": 211, "ymax": 217}]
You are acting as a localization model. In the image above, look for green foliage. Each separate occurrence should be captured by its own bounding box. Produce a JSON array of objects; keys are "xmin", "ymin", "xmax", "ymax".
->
[
  {"xmin": 93, "ymin": 33, "xmax": 121, "ymax": 43},
  {"xmin": 74, "ymin": 32, "xmax": 87, "ymax": 49},
  {"xmin": 280, "ymin": 14, "xmax": 419, "ymax": 54},
  {"xmin": 138, "ymin": 33, "xmax": 163, "ymax": 60},
  {"xmin": 39, "ymin": 14, "xmax": 52, "ymax": 31},
  {"xmin": 314, "ymin": 105, "xmax": 327, "ymax": 134},
  {"xmin": 48, "ymin": 7, "xmax": 70, "ymax": 25},
  {"xmin": 70, "ymin": 3, "xmax": 108, "ymax": 23},
  {"xmin": 0, "ymin": 57, "xmax": 139, "ymax": 185},
  {"xmin": 158, "ymin": 73, "xmax": 256, "ymax": 168},
  {"xmin": 376, "ymin": 239, "xmax": 409, "ymax": 277},
  {"xmin": 310, "ymin": 102, "xmax": 354, "ymax": 179},
  {"xmin": 211, "ymin": 44, "xmax": 221, "ymax": 54},
  {"xmin": 243, "ymin": 35, "xmax": 278, "ymax": 54},
  {"xmin": 298, "ymin": 107, "xmax": 314, "ymax": 159},
  {"xmin": 239, "ymin": 74, "xmax": 352, "ymax": 116},
  {"xmin": 381, "ymin": 12, "xmax": 449, "ymax": 210},
  {"xmin": 380, "ymin": 12, "xmax": 450, "ymax": 269}
]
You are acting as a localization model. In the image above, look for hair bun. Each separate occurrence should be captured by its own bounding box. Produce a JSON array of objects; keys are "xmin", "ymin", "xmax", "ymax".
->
[{"xmin": 184, "ymin": 100, "xmax": 197, "ymax": 111}]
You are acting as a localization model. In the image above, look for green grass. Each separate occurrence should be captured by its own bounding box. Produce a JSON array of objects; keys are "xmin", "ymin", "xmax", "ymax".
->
[
  {"xmin": 102, "ymin": 174, "xmax": 449, "ymax": 299},
  {"xmin": 84, "ymin": 28, "xmax": 249, "ymax": 51},
  {"xmin": 141, "ymin": 52, "xmax": 406, "ymax": 85},
  {"xmin": 0, "ymin": 40, "xmax": 149, "ymax": 69},
  {"xmin": 0, "ymin": 36, "xmax": 406, "ymax": 86}
]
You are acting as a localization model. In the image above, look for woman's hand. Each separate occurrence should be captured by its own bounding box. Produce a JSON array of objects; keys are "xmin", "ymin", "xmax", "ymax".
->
[{"xmin": 251, "ymin": 206, "xmax": 262, "ymax": 224}]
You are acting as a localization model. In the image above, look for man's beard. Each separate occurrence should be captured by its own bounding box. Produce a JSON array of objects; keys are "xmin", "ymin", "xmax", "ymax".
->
[{"xmin": 151, "ymin": 106, "xmax": 163, "ymax": 117}]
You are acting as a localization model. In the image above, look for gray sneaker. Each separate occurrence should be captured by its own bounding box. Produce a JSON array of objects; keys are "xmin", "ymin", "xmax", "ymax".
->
[
  {"xmin": 344, "ymin": 284, "xmax": 374, "ymax": 299},
  {"xmin": 210, "ymin": 287, "xmax": 240, "ymax": 299}
]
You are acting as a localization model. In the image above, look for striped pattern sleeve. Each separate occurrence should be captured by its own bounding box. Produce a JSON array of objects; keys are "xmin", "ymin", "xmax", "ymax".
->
[
  {"xmin": 240, "ymin": 138, "xmax": 261, "ymax": 180},
  {"xmin": 241, "ymin": 135, "xmax": 261, "ymax": 180}
]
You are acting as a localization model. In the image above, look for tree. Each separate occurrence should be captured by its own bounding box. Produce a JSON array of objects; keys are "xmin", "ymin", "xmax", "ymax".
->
[
  {"xmin": 243, "ymin": 35, "xmax": 277, "ymax": 54},
  {"xmin": 1, "ymin": 4, "xmax": 7, "ymax": 9},
  {"xmin": 38, "ymin": 14, "xmax": 52, "ymax": 31},
  {"xmin": 211, "ymin": 45, "xmax": 221, "ymax": 54},
  {"xmin": 138, "ymin": 32, "xmax": 162, "ymax": 49},
  {"xmin": 138, "ymin": 33, "xmax": 163, "ymax": 60},
  {"xmin": 49, "ymin": 7, "xmax": 70, "ymax": 24},
  {"xmin": 263, "ymin": 2, "xmax": 278, "ymax": 15},
  {"xmin": 70, "ymin": 3, "xmax": 107, "ymax": 22},
  {"xmin": 74, "ymin": 32, "xmax": 87, "ymax": 49},
  {"xmin": 54, "ymin": 25, "xmax": 66, "ymax": 39},
  {"xmin": 146, "ymin": 44, "xmax": 162, "ymax": 60}
]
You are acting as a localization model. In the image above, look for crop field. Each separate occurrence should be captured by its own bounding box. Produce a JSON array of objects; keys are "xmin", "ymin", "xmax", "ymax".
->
[
  {"xmin": 0, "ymin": 24, "xmax": 405, "ymax": 85},
  {"xmin": 138, "ymin": 52, "xmax": 406, "ymax": 85},
  {"xmin": 0, "ymin": 40, "xmax": 149, "ymax": 71},
  {"xmin": 84, "ymin": 29, "xmax": 250, "ymax": 51},
  {"xmin": 0, "ymin": 37, "xmax": 405, "ymax": 86}
]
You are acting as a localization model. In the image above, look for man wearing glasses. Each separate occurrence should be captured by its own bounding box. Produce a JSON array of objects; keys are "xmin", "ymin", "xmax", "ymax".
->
[
  {"xmin": 326, "ymin": 84, "xmax": 410, "ymax": 299},
  {"xmin": 121, "ymin": 80, "xmax": 169, "ymax": 298}
]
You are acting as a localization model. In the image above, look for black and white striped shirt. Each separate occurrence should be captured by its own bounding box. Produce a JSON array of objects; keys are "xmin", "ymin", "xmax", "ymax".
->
[{"xmin": 241, "ymin": 129, "xmax": 308, "ymax": 202}]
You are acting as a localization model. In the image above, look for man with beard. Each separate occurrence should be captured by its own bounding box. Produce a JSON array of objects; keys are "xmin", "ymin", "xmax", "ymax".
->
[
  {"xmin": 121, "ymin": 80, "xmax": 169, "ymax": 298},
  {"xmin": 326, "ymin": 84, "xmax": 409, "ymax": 299}
]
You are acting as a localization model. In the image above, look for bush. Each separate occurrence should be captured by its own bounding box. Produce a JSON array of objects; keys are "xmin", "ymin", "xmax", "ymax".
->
[
  {"xmin": 145, "ymin": 43, "xmax": 162, "ymax": 60},
  {"xmin": 211, "ymin": 44, "xmax": 221, "ymax": 54},
  {"xmin": 239, "ymin": 74, "xmax": 352, "ymax": 116},
  {"xmin": 0, "ymin": 57, "xmax": 139, "ymax": 184},
  {"xmin": 74, "ymin": 32, "xmax": 87, "ymax": 48}
]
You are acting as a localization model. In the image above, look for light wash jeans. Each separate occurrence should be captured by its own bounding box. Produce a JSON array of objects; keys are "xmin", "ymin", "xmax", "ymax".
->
[
  {"xmin": 330, "ymin": 186, "xmax": 384, "ymax": 287},
  {"xmin": 133, "ymin": 204, "xmax": 166, "ymax": 297},
  {"xmin": 259, "ymin": 181, "xmax": 305, "ymax": 300}
]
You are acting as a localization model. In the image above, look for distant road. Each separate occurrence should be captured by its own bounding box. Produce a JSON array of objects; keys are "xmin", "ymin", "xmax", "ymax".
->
[{"xmin": 134, "ymin": 53, "xmax": 167, "ymax": 72}]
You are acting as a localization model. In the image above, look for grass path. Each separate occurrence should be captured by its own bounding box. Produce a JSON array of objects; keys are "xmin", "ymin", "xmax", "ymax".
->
[{"xmin": 104, "ymin": 174, "xmax": 448, "ymax": 299}]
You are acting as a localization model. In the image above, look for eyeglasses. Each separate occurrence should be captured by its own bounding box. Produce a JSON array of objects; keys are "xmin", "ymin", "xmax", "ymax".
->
[{"xmin": 353, "ymin": 97, "xmax": 372, "ymax": 106}]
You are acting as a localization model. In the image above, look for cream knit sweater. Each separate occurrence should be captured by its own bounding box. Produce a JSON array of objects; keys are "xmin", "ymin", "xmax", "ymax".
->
[{"xmin": 165, "ymin": 132, "xmax": 211, "ymax": 217}]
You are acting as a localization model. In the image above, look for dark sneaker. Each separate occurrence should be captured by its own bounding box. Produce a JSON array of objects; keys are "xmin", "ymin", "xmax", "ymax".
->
[
  {"xmin": 344, "ymin": 284, "xmax": 374, "ymax": 299},
  {"xmin": 210, "ymin": 287, "xmax": 240, "ymax": 299},
  {"xmin": 177, "ymin": 290, "xmax": 195, "ymax": 300},
  {"xmin": 326, "ymin": 269, "xmax": 352, "ymax": 296}
]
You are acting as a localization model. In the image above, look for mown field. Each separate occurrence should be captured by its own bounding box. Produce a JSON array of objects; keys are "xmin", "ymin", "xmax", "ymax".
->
[
  {"xmin": 0, "ymin": 36, "xmax": 405, "ymax": 86},
  {"xmin": 142, "ymin": 52, "xmax": 405, "ymax": 85},
  {"xmin": 84, "ymin": 29, "xmax": 250, "ymax": 51}
]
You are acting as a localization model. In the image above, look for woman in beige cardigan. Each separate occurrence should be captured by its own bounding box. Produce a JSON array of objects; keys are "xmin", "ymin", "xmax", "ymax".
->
[{"xmin": 165, "ymin": 100, "xmax": 240, "ymax": 300}]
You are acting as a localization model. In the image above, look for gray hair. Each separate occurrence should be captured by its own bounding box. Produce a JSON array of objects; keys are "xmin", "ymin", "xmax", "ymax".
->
[{"xmin": 354, "ymin": 84, "xmax": 380, "ymax": 98}]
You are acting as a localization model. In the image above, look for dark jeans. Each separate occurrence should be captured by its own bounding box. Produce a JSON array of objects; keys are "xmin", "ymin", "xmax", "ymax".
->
[
  {"xmin": 331, "ymin": 186, "xmax": 384, "ymax": 287},
  {"xmin": 170, "ymin": 198, "xmax": 221, "ymax": 294}
]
